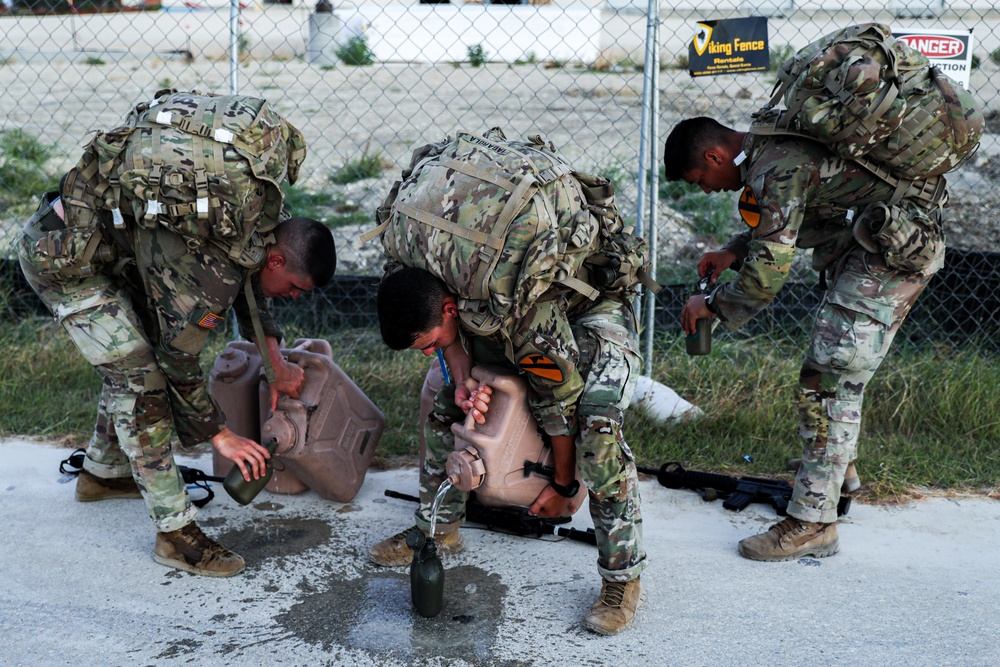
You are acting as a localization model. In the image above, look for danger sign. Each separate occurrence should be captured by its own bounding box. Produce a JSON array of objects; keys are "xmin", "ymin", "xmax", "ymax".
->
[
  {"xmin": 897, "ymin": 34, "xmax": 964, "ymax": 58},
  {"xmin": 893, "ymin": 27, "xmax": 975, "ymax": 89}
]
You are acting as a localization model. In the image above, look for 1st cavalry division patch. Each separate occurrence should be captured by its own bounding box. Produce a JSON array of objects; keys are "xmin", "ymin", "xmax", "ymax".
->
[
  {"xmin": 518, "ymin": 354, "xmax": 564, "ymax": 382},
  {"xmin": 738, "ymin": 187, "xmax": 761, "ymax": 228}
]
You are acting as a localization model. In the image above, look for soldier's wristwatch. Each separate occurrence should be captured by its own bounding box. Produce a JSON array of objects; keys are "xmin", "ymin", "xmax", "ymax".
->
[{"xmin": 550, "ymin": 479, "xmax": 580, "ymax": 498}]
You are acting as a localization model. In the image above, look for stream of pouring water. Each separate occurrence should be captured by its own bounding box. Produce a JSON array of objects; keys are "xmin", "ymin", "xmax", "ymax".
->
[{"xmin": 429, "ymin": 479, "xmax": 453, "ymax": 537}]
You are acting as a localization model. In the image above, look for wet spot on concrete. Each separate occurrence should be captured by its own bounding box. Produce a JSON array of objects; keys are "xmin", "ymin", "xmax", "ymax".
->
[
  {"xmin": 276, "ymin": 566, "xmax": 529, "ymax": 666},
  {"xmin": 252, "ymin": 501, "xmax": 285, "ymax": 511},
  {"xmin": 155, "ymin": 637, "xmax": 202, "ymax": 659},
  {"xmin": 220, "ymin": 517, "xmax": 332, "ymax": 564},
  {"xmin": 199, "ymin": 516, "xmax": 227, "ymax": 528}
]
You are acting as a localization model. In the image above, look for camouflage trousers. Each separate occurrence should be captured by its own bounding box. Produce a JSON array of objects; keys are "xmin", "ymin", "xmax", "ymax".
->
[
  {"xmin": 17, "ymin": 218, "xmax": 195, "ymax": 533},
  {"xmin": 416, "ymin": 300, "xmax": 647, "ymax": 583},
  {"xmin": 788, "ymin": 245, "xmax": 943, "ymax": 523}
]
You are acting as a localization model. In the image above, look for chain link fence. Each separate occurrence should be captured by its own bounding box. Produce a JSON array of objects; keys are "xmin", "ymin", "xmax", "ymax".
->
[{"xmin": 2, "ymin": 1, "xmax": 999, "ymax": 362}]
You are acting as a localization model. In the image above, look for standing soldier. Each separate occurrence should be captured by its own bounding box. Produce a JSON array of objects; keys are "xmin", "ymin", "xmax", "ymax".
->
[
  {"xmin": 17, "ymin": 91, "xmax": 336, "ymax": 576},
  {"xmin": 664, "ymin": 116, "xmax": 945, "ymax": 561}
]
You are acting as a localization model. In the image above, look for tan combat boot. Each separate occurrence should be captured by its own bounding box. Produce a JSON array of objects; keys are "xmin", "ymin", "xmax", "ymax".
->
[
  {"xmin": 368, "ymin": 526, "xmax": 466, "ymax": 567},
  {"xmin": 738, "ymin": 516, "xmax": 839, "ymax": 562},
  {"xmin": 153, "ymin": 522, "xmax": 245, "ymax": 577},
  {"xmin": 75, "ymin": 469, "xmax": 143, "ymax": 502},
  {"xmin": 581, "ymin": 577, "xmax": 645, "ymax": 636},
  {"xmin": 787, "ymin": 459, "xmax": 861, "ymax": 493}
]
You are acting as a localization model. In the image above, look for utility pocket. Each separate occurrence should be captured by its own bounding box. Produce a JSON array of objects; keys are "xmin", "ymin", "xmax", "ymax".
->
[{"xmin": 852, "ymin": 201, "xmax": 943, "ymax": 273}]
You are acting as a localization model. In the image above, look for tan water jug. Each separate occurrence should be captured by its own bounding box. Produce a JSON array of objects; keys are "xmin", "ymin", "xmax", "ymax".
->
[
  {"xmin": 208, "ymin": 341, "xmax": 264, "ymax": 477},
  {"xmin": 260, "ymin": 339, "xmax": 334, "ymax": 495},
  {"xmin": 446, "ymin": 365, "xmax": 587, "ymax": 515},
  {"xmin": 259, "ymin": 346, "xmax": 386, "ymax": 502},
  {"xmin": 209, "ymin": 340, "xmax": 311, "ymax": 494}
]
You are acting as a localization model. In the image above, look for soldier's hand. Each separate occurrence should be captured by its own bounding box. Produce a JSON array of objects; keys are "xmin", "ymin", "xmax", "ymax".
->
[
  {"xmin": 529, "ymin": 485, "xmax": 571, "ymax": 518},
  {"xmin": 457, "ymin": 379, "xmax": 492, "ymax": 425},
  {"xmin": 211, "ymin": 427, "xmax": 271, "ymax": 481},
  {"xmin": 269, "ymin": 358, "xmax": 306, "ymax": 410},
  {"xmin": 681, "ymin": 295, "xmax": 714, "ymax": 335},
  {"xmin": 698, "ymin": 249, "xmax": 737, "ymax": 283}
]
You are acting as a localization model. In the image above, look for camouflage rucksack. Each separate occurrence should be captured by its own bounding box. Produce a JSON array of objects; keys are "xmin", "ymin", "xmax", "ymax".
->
[
  {"xmin": 33, "ymin": 90, "xmax": 306, "ymax": 278},
  {"xmin": 750, "ymin": 23, "xmax": 983, "ymax": 204},
  {"xmin": 361, "ymin": 128, "xmax": 658, "ymax": 335}
]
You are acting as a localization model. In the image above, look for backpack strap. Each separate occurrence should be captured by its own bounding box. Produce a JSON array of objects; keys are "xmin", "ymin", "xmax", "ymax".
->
[{"xmin": 243, "ymin": 278, "xmax": 277, "ymax": 384}]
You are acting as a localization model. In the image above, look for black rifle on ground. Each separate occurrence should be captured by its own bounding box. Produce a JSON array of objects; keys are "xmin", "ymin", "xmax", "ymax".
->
[
  {"xmin": 384, "ymin": 489, "xmax": 596, "ymax": 546},
  {"xmin": 637, "ymin": 462, "xmax": 851, "ymax": 517}
]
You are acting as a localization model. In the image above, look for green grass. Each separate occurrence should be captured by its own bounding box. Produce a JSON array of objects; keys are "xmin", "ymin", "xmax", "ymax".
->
[
  {"xmin": 328, "ymin": 149, "xmax": 387, "ymax": 185},
  {"xmin": 281, "ymin": 182, "xmax": 337, "ymax": 219},
  {"xmin": 0, "ymin": 129, "xmax": 61, "ymax": 219},
  {"xmin": 2, "ymin": 320, "xmax": 998, "ymax": 500},
  {"xmin": 659, "ymin": 175, "xmax": 737, "ymax": 240},
  {"xmin": 769, "ymin": 44, "xmax": 795, "ymax": 72},
  {"xmin": 281, "ymin": 183, "xmax": 373, "ymax": 228}
]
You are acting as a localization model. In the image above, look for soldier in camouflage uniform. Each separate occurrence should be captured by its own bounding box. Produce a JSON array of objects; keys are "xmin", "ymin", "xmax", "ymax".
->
[
  {"xmin": 17, "ymin": 161, "xmax": 335, "ymax": 576},
  {"xmin": 664, "ymin": 116, "xmax": 945, "ymax": 561},
  {"xmin": 371, "ymin": 265, "xmax": 647, "ymax": 635}
]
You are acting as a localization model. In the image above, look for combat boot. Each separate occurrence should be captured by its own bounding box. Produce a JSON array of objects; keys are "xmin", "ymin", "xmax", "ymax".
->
[
  {"xmin": 369, "ymin": 526, "xmax": 466, "ymax": 567},
  {"xmin": 153, "ymin": 522, "xmax": 245, "ymax": 577},
  {"xmin": 75, "ymin": 469, "xmax": 143, "ymax": 502},
  {"xmin": 582, "ymin": 576, "xmax": 645, "ymax": 636},
  {"xmin": 787, "ymin": 459, "xmax": 861, "ymax": 493},
  {"xmin": 738, "ymin": 516, "xmax": 839, "ymax": 562}
]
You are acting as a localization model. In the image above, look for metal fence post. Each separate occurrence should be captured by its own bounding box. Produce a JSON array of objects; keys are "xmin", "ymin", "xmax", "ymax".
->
[
  {"xmin": 636, "ymin": 0, "xmax": 661, "ymax": 373},
  {"xmin": 230, "ymin": 0, "xmax": 240, "ymax": 95}
]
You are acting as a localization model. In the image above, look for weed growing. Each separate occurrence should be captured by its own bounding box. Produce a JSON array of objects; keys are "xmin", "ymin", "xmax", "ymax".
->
[
  {"xmin": 467, "ymin": 44, "xmax": 488, "ymax": 68},
  {"xmin": 337, "ymin": 35, "xmax": 374, "ymax": 66},
  {"xmin": 328, "ymin": 147, "xmax": 387, "ymax": 185}
]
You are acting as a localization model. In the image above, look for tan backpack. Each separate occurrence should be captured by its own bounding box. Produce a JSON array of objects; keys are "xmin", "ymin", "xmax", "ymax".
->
[
  {"xmin": 362, "ymin": 128, "xmax": 658, "ymax": 335},
  {"xmin": 33, "ymin": 90, "xmax": 306, "ymax": 277},
  {"xmin": 750, "ymin": 23, "xmax": 983, "ymax": 206}
]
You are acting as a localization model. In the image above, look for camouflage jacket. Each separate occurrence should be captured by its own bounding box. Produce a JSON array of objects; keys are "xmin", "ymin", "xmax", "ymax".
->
[
  {"xmin": 116, "ymin": 223, "xmax": 282, "ymax": 446},
  {"xmin": 709, "ymin": 134, "xmax": 899, "ymax": 329},
  {"xmin": 142, "ymin": 241, "xmax": 282, "ymax": 447}
]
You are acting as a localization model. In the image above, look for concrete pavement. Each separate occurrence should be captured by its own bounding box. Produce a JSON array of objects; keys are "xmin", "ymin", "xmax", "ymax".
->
[{"xmin": 1, "ymin": 437, "xmax": 998, "ymax": 666}]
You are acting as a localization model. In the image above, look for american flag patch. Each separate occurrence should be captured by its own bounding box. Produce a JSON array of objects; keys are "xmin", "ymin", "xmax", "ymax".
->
[{"xmin": 197, "ymin": 313, "xmax": 224, "ymax": 329}]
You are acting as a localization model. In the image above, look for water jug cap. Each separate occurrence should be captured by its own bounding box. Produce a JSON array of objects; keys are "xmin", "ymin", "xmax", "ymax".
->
[
  {"xmin": 445, "ymin": 446, "xmax": 486, "ymax": 492},
  {"xmin": 212, "ymin": 348, "xmax": 250, "ymax": 379}
]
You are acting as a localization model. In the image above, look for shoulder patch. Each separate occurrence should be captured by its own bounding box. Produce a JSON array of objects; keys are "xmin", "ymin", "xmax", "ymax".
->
[
  {"xmin": 518, "ymin": 353, "xmax": 564, "ymax": 382},
  {"xmin": 197, "ymin": 312, "xmax": 224, "ymax": 329},
  {"xmin": 738, "ymin": 187, "xmax": 761, "ymax": 228}
]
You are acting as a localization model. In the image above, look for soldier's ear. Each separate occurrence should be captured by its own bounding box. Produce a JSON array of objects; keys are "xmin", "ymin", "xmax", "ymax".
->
[
  {"xmin": 442, "ymin": 301, "xmax": 459, "ymax": 319},
  {"xmin": 267, "ymin": 251, "xmax": 286, "ymax": 270},
  {"xmin": 704, "ymin": 146, "xmax": 726, "ymax": 166}
]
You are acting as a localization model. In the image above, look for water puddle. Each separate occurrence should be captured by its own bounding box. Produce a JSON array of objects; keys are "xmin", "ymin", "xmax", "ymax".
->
[
  {"xmin": 276, "ymin": 565, "xmax": 527, "ymax": 665},
  {"xmin": 220, "ymin": 516, "xmax": 332, "ymax": 563}
]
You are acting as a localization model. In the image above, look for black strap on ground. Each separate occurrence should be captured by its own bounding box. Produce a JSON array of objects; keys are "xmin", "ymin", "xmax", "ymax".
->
[
  {"xmin": 57, "ymin": 448, "xmax": 221, "ymax": 509},
  {"xmin": 178, "ymin": 466, "xmax": 223, "ymax": 508},
  {"xmin": 59, "ymin": 448, "xmax": 86, "ymax": 475}
]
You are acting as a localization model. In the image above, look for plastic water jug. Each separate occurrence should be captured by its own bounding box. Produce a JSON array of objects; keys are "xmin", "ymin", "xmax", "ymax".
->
[
  {"xmin": 259, "ymin": 346, "xmax": 385, "ymax": 502},
  {"xmin": 446, "ymin": 365, "xmax": 586, "ymax": 515}
]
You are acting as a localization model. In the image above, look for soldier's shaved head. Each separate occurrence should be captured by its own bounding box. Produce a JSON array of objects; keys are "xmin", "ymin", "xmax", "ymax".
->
[
  {"xmin": 272, "ymin": 217, "xmax": 336, "ymax": 287},
  {"xmin": 662, "ymin": 116, "xmax": 734, "ymax": 181},
  {"xmin": 377, "ymin": 267, "xmax": 450, "ymax": 350}
]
